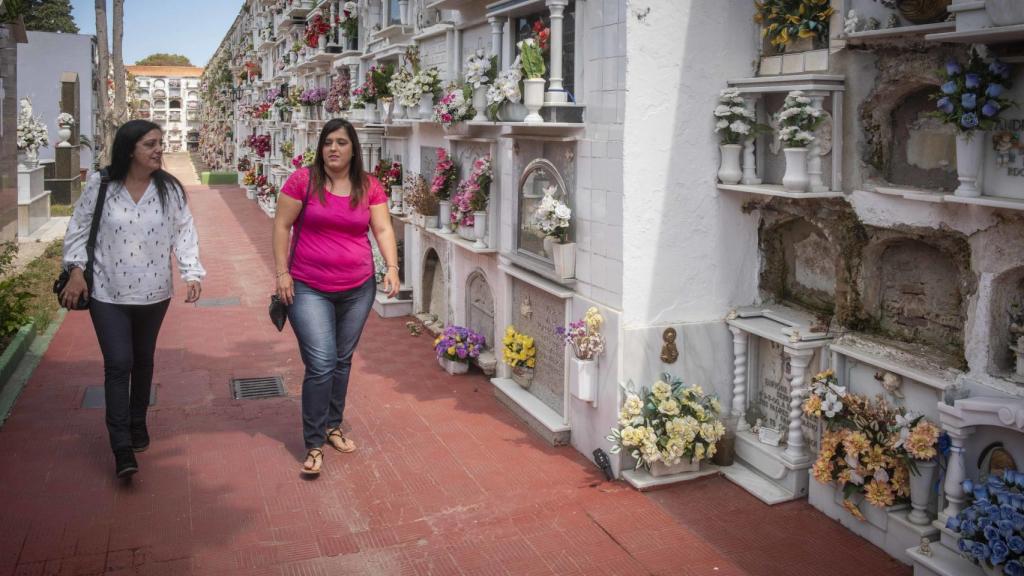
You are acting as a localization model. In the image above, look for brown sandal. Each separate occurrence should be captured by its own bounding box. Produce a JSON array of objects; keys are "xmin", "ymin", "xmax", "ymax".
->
[
  {"xmin": 301, "ymin": 448, "xmax": 323, "ymax": 476},
  {"xmin": 326, "ymin": 427, "xmax": 356, "ymax": 453}
]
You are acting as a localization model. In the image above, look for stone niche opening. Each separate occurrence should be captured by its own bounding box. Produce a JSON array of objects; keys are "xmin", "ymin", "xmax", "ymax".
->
[
  {"xmin": 466, "ymin": 270, "xmax": 495, "ymax": 350},
  {"xmin": 885, "ymin": 87, "xmax": 957, "ymax": 190},
  {"xmin": 861, "ymin": 237, "xmax": 969, "ymax": 359},
  {"xmin": 989, "ymin": 266, "xmax": 1024, "ymax": 380},
  {"xmin": 760, "ymin": 217, "xmax": 838, "ymax": 314},
  {"xmin": 420, "ymin": 248, "xmax": 447, "ymax": 325}
]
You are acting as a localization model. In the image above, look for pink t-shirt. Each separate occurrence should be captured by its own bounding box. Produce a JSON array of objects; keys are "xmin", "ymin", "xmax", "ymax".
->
[{"xmin": 281, "ymin": 168, "xmax": 387, "ymax": 292}]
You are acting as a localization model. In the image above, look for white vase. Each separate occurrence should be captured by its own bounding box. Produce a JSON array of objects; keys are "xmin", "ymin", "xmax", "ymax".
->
[
  {"xmin": 523, "ymin": 78, "xmax": 545, "ymax": 124},
  {"xmin": 437, "ymin": 200, "xmax": 451, "ymax": 232},
  {"xmin": 552, "ymin": 242, "xmax": 576, "ymax": 279},
  {"xmin": 908, "ymin": 459, "xmax": 938, "ymax": 526},
  {"xmin": 439, "ymin": 356, "xmax": 469, "ymax": 375},
  {"xmin": 717, "ymin": 144, "xmax": 743, "ymax": 185},
  {"xmin": 394, "ymin": 101, "xmax": 405, "ymax": 120},
  {"xmin": 398, "ymin": 0, "xmax": 410, "ymax": 25},
  {"xmin": 649, "ymin": 459, "xmax": 700, "ymax": 477},
  {"xmin": 365, "ymin": 103, "xmax": 380, "ymax": 123},
  {"xmin": 987, "ymin": 0, "xmax": 1024, "ymax": 26},
  {"xmin": 542, "ymin": 235, "xmax": 555, "ymax": 258},
  {"xmin": 390, "ymin": 185, "xmax": 403, "ymax": 213},
  {"xmin": 405, "ymin": 102, "xmax": 420, "ymax": 120},
  {"xmin": 423, "ymin": 214, "xmax": 438, "ymax": 229},
  {"xmin": 472, "ymin": 86, "xmax": 488, "ymax": 122},
  {"xmin": 418, "ymin": 93, "xmax": 434, "ymax": 119},
  {"xmin": 955, "ymin": 132, "xmax": 985, "ymax": 197},
  {"xmin": 379, "ymin": 99, "xmax": 392, "ymax": 124},
  {"xmin": 572, "ymin": 357, "xmax": 598, "ymax": 402},
  {"xmin": 56, "ymin": 126, "xmax": 73, "ymax": 148},
  {"xmin": 246, "ymin": 186, "xmax": 257, "ymax": 200},
  {"xmin": 472, "ymin": 210, "xmax": 487, "ymax": 248},
  {"xmin": 782, "ymin": 147, "xmax": 809, "ymax": 192},
  {"xmin": 458, "ymin": 224, "xmax": 474, "ymax": 240},
  {"xmin": 511, "ymin": 366, "xmax": 534, "ymax": 389},
  {"xmin": 20, "ymin": 148, "xmax": 39, "ymax": 169},
  {"xmin": 318, "ymin": 34, "xmax": 327, "ymax": 50},
  {"xmin": 498, "ymin": 101, "xmax": 528, "ymax": 122},
  {"xmin": 349, "ymin": 107, "xmax": 364, "ymax": 122}
]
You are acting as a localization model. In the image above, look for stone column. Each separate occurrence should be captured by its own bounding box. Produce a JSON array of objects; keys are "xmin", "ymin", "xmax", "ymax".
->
[
  {"xmin": 782, "ymin": 348, "xmax": 815, "ymax": 462},
  {"xmin": 807, "ymin": 92, "xmax": 827, "ymax": 192},
  {"xmin": 729, "ymin": 325, "xmax": 750, "ymax": 431},
  {"xmin": 544, "ymin": 0, "xmax": 569, "ymax": 103},
  {"xmin": 348, "ymin": 62, "xmax": 360, "ymax": 108},
  {"xmin": 741, "ymin": 94, "xmax": 762, "ymax": 185},
  {"xmin": 489, "ymin": 17, "xmax": 503, "ymax": 68},
  {"xmin": 939, "ymin": 429, "xmax": 970, "ymax": 522},
  {"xmin": 381, "ymin": 0, "xmax": 390, "ymax": 28}
]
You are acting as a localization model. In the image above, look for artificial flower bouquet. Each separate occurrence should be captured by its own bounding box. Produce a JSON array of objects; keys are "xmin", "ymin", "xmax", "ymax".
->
[
  {"xmin": 753, "ymin": 0, "xmax": 834, "ymax": 51},
  {"xmin": 325, "ymin": 74, "xmax": 351, "ymax": 113},
  {"xmin": 464, "ymin": 49, "xmax": 498, "ymax": 89},
  {"xmin": 373, "ymin": 158, "xmax": 402, "ymax": 190},
  {"xmin": 934, "ymin": 50, "xmax": 1015, "ymax": 136},
  {"xmin": 299, "ymin": 87, "xmax": 328, "ymax": 107},
  {"xmin": 305, "ymin": 12, "xmax": 331, "ymax": 47},
  {"xmin": 450, "ymin": 154, "xmax": 493, "ymax": 227},
  {"xmin": 242, "ymin": 169, "xmax": 256, "ymax": 186},
  {"xmin": 337, "ymin": 1, "xmax": 357, "ymax": 39},
  {"xmin": 432, "ymin": 84, "xmax": 475, "ymax": 128},
  {"xmin": 430, "ymin": 148, "xmax": 458, "ymax": 201},
  {"xmin": 405, "ymin": 174, "xmax": 438, "ymax": 216},
  {"xmin": 946, "ymin": 471, "xmax": 1024, "ymax": 575},
  {"xmin": 532, "ymin": 185, "xmax": 571, "ymax": 243},
  {"xmin": 557, "ymin": 307, "xmax": 606, "ymax": 361},
  {"xmin": 502, "ymin": 326, "xmax": 536, "ymax": 371},
  {"xmin": 776, "ymin": 90, "xmax": 823, "ymax": 148},
  {"xmin": 248, "ymin": 134, "xmax": 271, "ymax": 158},
  {"xmin": 280, "ymin": 140, "xmax": 294, "ymax": 159},
  {"xmin": 517, "ymin": 38, "xmax": 545, "ymax": 80},
  {"xmin": 55, "ymin": 112, "xmax": 75, "ymax": 129},
  {"xmin": 16, "ymin": 105, "xmax": 48, "ymax": 152},
  {"xmin": 486, "ymin": 61, "xmax": 523, "ymax": 120},
  {"xmin": 607, "ymin": 373, "xmax": 726, "ymax": 472},
  {"xmin": 714, "ymin": 88, "xmax": 758, "ymax": 145},
  {"xmin": 434, "ymin": 326, "xmax": 486, "ymax": 364}
]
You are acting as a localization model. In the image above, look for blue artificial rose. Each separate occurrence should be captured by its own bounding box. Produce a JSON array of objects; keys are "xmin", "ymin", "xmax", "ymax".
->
[
  {"xmin": 976, "ymin": 486, "xmax": 991, "ymax": 500},
  {"xmin": 1008, "ymin": 560, "xmax": 1024, "ymax": 576},
  {"xmin": 999, "ymin": 519, "xmax": 1016, "ymax": 538},
  {"xmin": 962, "ymin": 113, "xmax": 980, "ymax": 129},
  {"xmin": 991, "ymin": 61, "xmax": 1011, "ymax": 80},
  {"xmin": 964, "ymin": 479, "xmax": 975, "ymax": 494},
  {"xmin": 942, "ymin": 81, "xmax": 958, "ymax": 95},
  {"xmin": 937, "ymin": 97, "xmax": 955, "ymax": 114},
  {"xmin": 993, "ymin": 538, "xmax": 1010, "ymax": 561},
  {"xmin": 983, "ymin": 100, "xmax": 1001, "ymax": 118},
  {"xmin": 986, "ymin": 524, "xmax": 1003, "ymax": 542},
  {"xmin": 991, "ymin": 475, "xmax": 1008, "ymax": 489},
  {"xmin": 948, "ymin": 516, "xmax": 962, "ymax": 532},
  {"xmin": 947, "ymin": 60, "xmax": 962, "ymax": 76},
  {"xmin": 960, "ymin": 538, "xmax": 976, "ymax": 554},
  {"xmin": 1003, "ymin": 505, "xmax": 1016, "ymax": 521},
  {"xmin": 1006, "ymin": 470, "xmax": 1017, "ymax": 485},
  {"xmin": 1010, "ymin": 535, "xmax": 1024, "ymax": 555},
  {"xmin": 1000, "ymin": 492, "xmax": 1014, "ymax": 506},
  {"xmin": 962, "ymin": 93, "xmax": 978, "ymax": 110},
  {"xmin": 965, "ymin": 73, "xmax": 981, "ymax": 89},
  {"xmin": 1013, "ymin": 512, "xmax": 1024, "ymax": 532},
  {"xmin": 973, "ymin": 542, "xmax": 991, "ymax": 561}
]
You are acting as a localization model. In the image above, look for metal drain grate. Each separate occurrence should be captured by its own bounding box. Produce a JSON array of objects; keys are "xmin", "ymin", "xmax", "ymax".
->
[{"xmin": 231, "ymin": 376, "xmax": 285, "ymax": 400}]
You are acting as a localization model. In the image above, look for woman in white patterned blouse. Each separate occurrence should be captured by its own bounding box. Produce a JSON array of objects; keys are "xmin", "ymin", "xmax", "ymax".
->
[{"xmin": 61, "ymin": 120, "xmax": 205, "ymax": 479}]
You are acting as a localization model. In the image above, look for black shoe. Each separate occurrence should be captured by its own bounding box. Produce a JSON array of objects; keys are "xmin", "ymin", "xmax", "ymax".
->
[
  {"xmin": 131, "ymin": 426, "xmax": 150, "ymax": 453},
  {"xmin": 114, "ymin": 449, "xmax": 139, "ymax": 478}
]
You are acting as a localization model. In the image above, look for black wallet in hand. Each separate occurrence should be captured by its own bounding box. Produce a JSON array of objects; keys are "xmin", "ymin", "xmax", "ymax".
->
[{"xmin": 269, "ymin": 294, "xmax": 287, "ymax": 332}]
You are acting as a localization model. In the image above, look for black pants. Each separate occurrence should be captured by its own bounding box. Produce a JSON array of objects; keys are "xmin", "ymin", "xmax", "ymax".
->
[{"xmin": 89, "ymin": 299, "xmax": 170, "ymax": 451}]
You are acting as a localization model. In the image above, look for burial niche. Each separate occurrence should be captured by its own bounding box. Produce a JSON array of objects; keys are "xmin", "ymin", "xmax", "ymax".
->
[
  {"xmin": 886, "ymin": 87, "xmax": 957, "ymax": 190},
  {"xmin": 989, "ymin": 267, "xmax": 1024, "ymax": 381},
  {"xmin": 465, "ymin": 271, "xmax": 495, "ymax": 350},
  {"xmin": 420, "ymin": 248, "xmax": 447, "ymax": 325},
  {"xmin": 760, "ymin": 217, "xmax": 837, "ymax": 314}
]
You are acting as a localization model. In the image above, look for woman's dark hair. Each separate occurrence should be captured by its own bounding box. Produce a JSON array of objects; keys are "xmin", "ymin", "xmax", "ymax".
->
[
  {"xmin": 106, "ymin": 119, "xmax": 185, "ymax": 209},
  {"xmin": 308, "ymin": 118, "xmax": 367, "ymax": 207}
]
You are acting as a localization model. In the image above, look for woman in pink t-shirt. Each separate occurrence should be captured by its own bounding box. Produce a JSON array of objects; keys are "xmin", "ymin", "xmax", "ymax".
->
[{"xmin": 273, "ymin": 119, "xmax": 399, "ymax": 476}]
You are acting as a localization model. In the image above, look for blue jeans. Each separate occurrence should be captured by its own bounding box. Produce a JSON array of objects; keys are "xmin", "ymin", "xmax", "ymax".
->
[{"xmin": 288, "ymin": 277, "xmax": 376, "ymax": 449}]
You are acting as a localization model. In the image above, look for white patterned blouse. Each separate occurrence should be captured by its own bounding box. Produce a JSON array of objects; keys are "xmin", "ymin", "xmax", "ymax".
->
[{"xmin": 63, "ymin": 172, "xmax": 206, "ymax": 305}]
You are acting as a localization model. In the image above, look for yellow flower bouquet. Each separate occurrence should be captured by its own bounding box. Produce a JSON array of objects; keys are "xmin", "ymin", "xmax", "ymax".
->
[
  {"xmin": 607, "ymin": 373, "xmax": 725, "ymax": 473},
  {"xmin": 502, "ymin": 325, "xmax": 536, "ymax": 388}
]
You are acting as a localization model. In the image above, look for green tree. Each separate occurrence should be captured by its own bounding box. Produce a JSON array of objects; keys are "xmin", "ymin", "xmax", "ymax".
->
[
  {"xmin": 135, "ymin": 53, "xmax": 193, "ymax": 66},
  {"xmin": 22, "ymin": 0, "xmax": 79, "ymax": 33}
]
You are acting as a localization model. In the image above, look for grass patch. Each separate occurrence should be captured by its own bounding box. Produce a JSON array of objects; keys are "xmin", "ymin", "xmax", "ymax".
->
[
  {"xmin": 0, "ymin": 240, "xmax": 64, "ymax": 353},
  {"xmin": 50, "ymin": 204, "xmax": 74, "ymax": 217}
]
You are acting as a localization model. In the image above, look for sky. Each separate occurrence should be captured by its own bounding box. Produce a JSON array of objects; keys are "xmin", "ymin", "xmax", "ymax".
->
[{"xmin": 70, "ymin": 0, "xmax": 243, "ymax": 68}]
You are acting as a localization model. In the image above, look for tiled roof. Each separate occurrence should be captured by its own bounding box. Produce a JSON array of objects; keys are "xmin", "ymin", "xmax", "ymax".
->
[{"xmin": 126, "ymin": 65, "xmax": 205, "ymax": 78}]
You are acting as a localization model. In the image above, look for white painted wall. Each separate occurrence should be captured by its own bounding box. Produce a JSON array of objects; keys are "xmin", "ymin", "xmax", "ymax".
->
[{"xmin": 17, "ymin": 31, "xmax": 97, "ymax": 169}]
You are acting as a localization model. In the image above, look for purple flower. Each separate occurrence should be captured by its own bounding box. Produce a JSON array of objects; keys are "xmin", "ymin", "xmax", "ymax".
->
[
  {"xmin": 993, "ymin": 540, "xmax": 1010, "ymax": 566},
  {"xmin": 961, "ymin": 112, "xmax": 979, "ymax": 129},
  {"xmin": 941, "ymin": 81, "xmax": 958, "ymax": 95},
  {"xmin": 964, "ymin": 479, "xmax": 975, "ymax": 494},
  {"xmin": 986, "ymin": 524, "xmax": 1003, "ymax": 542},
  {"xmin": 946, "ymin": 60, "xmax": 962, "ymax": 76},
  {"xmin": 988, "ymin": 83, "xmax": 1005, "ymax": 98},
  {"xmin": 947, "ymin": 516, "xmax": 961, "ymax": 532},
  {"xmin": 456, "ymin": 345, "xmax": 467, "ymax": 359},
  {"xmin": 959, "ymin": 538, "xmax": 975, "ymax": 554},
  {"xmin": 972, "ymin": 542, "xmax": 990, "ymax": 562},
  {"xmin": 1009, "ymin": 535, "xmax": 1024, "ymax": 555},
  {"xmin": 965, "ymin": 73, "xmax": 981, "ymax": 89},
  {"xmin": 937, "ymin": 97, "xmax": 954, "ymax": 114},
  {"xmin": 962, "ymin": 93, "xmax": 978, "ymax": 110},
  {"xmin": 991, "ymin": 61, "xmax": 1011, "ymax": 79}
]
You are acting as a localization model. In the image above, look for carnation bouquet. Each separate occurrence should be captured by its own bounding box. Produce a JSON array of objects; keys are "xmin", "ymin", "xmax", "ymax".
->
[
  {"xmin": 532, "ymin": 185, "xmax": 571, "ymax": 242},
  {"xmin": 433, "ymin": 326, "xmax": 486, "ymax": 363},
  {"xmin": 557, "ymin": 307, "xmax": 606, "ymax": 361},
  {"xmin": 947, "ymin": 471, "xmax": 1024, "ymax": 574},
  {"xmin": 776, "ymin": 90, "xmax": 823, "ymax": 148},
  {"xmin": 607, "ymin": 373, "xmax": 726, "ymax": 472},
  {"xmin": 430, "ymin": 148, "xmax": 458, "ymax": 201},
  {"xmin": 714, "ymin": 88, "xmax": 758, "ymax": 145},
  {"xmin": 450, "ymin": 154, "xmax": 492, "ymax": 227},
  {"xmin": 432, "ymin": 84, "xmax": 474, "ymax": 128},
  {"xmin": 934, "ymin": 50, "xmax": 1015, "ymax": 136}
]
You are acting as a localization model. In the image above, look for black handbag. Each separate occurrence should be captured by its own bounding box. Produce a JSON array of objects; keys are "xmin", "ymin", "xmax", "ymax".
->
[
  {"xmin": 53, "ymin": 170, "xmax": 110, "ymax": 310},
  {"xmin": 269, "ymin": 181, "xmax": 311, "ymax": 331}
]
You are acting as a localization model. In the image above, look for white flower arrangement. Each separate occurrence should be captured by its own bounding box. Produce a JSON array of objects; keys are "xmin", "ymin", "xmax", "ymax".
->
[
  {"xmin": 56, "ymin": 113, "xmax": 76, "ymax": 128},
  {"xmin": 388, "ymin": 67, "xmax": 419, "ymax": 108},
  {"xmin": 776, "ymin": 90, "xmax": 823, "ymax": 148},
  {"xmin": 713, "ymin": 88, "xmax": 756, "ymax": 145},
  {"xmin": 17, "ymin": 104, "xmax": 49, "ymax": 152},
  {"xmin": 463, "ymin": 49, "xmax": 495, "ymax": 89},
  {"xmin": 485, "ymin": 58, "xmax": 523, "ymax": 120},
  {"xmin": 412, "ymin": 67, "xmax": 441, "ymax": 101},
  {"xmin": 532, "ymin": 185, "xmax": 571, "ymax": 242}
]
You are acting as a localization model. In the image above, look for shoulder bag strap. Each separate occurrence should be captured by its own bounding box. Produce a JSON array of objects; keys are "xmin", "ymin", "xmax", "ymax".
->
[
  {"xmin": 286, "ymin": 173, "xmax": 313, "ymax": 272},
  {"xmin": 83, "ymin": 169, "xmax": 110, "ymax": 285}
]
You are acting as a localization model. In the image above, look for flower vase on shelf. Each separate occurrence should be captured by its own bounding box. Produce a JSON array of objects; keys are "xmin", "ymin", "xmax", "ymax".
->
[
  {"xmin": 649, "ymin": 459, "xmax": 700, "ymax": 477},
  {"xmin": 782, "ymin": 147, "xmax": 809, "ymax": 192},
  {"xmin": 498, "ymin": 101, "xmax": 528, "ymax": 122},
  {"xmin": 523, "ymin": 78, "xmax": 545, "ymax": 124},
  {"xmin": 571, "ymin": 357, "xmax": 597, "ymax": 402},
  {"xmin": 512, "ymin": 366, "xmax": 534, "ymax": 389},
  {"xmin": 56, "ymin": 127, "xmax": 73, "ymax": 148},
  {"xmin": 437, "ymin": 201, "xmax": 452, "ymax": 232},
  {"xmin": 418, "ymin": 93, "xmax": 433, "ymax": 119},
  {"xmin": 542, "ymin": 235, "xmax": 555, "ymax": 258},
  {"xmin": 955, "ymin": 132, "xmax": 985, "ymax": 197},
  {"xmin": 717, "ymin": 144, "xmax": 742, "ymax": 185},
  {"xmin": 20, "ymin": 148, "xmax": 39, "ymax": 169},
  {"xmin": 318, "ymin": 34, "xmax": 327, "ymax": 50},
  {"xmin": 907, "ymin": 459, "xmax": 938, "ymax": 526},
  {"xmin": 552, "ymin": 242, "xmax": 576, "ymax": 279},
  {"xmin": 472, "ymin": 211, "xmax": 487, "ymax": 249},
  {"xmin": 458, "ymin": 224, "xmax": 473, "ymax": 241},
  {"xmin": 390, "ymin": 185, "xmax": 403, "ymax": 213},
  {"xmin": 472, "ymin": 86, "xmax": 488, "ymax": 122},
  {"xmin": 399, "ymin": 0, "xmax": 410, "ymax": 25},
  {"xmin": 365, "ymin": 103, "xmax": 380, "ymax": 123},
  {"xmin": 423, "ymin": 214, "xmax": 438, "ymax": 229},
  {"xmin": 439, "ymin": 357, "xmax": 469, "ymax": 375}
]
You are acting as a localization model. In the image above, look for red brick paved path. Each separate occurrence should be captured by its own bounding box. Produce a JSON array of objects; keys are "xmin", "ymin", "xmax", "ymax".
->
[{"xmin": 0, "ymin": 183, "xmax": 910, "ymax": 575}]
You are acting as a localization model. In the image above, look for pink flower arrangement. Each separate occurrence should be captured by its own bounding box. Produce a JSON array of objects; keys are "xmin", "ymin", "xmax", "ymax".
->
[
  {"xmin": 449, "ymin": 153, "xmax": 493, "ymax": 226},
  {"xmin": 430, "ymin": 149, "xmax": 458, "ymax": 201},
  {"xmin": 431, "ymin": 85, "xmax": 474, "ymax": 128},
  {"xmin": 247, "ymin": 134, "xmax": 271, "ymax": 158}
]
